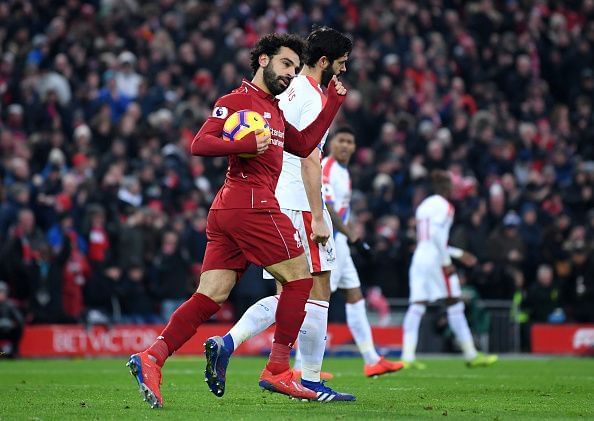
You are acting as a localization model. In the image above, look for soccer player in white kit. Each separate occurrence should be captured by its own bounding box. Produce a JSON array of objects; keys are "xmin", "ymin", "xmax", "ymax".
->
[
  {"xmin": 204, "ymin": 27, "xmax": 356, "ymax": 401},
  {"xmin": 322, "ymin": 127, "xmax": 404, "ymax": 377},
  {"xmin": 401, "ymin": 170, "xmax": 498, "ymax": 369}
]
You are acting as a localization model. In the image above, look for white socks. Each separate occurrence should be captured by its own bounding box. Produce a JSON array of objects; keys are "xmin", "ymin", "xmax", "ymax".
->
[
  {"xmin": 227, "ymin": 295, "xmax": 329, "ymax": 382},
  {"xmin": 447, "ymin": 301, "xmax": 478, "ymax": 360},
  {"xmin": 228, "ymin": 295, "xmax": 278, "ymax": 351},
  {"xmin": 297, "ymin": 300, "xmax": 329, "ymax": 382},
  {"xmin": 402, "ymin": 303, "xmax": 426, "ymax": 362},
  {"xmin": 346, "ymin": 299, "xmax": 380, "ymax": 365}
]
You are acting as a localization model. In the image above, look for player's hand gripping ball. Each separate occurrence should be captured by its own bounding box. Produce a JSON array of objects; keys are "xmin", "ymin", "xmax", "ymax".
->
[{"xmin": 222, "ymin": 110, "xmax": 271, "ymax": 158}]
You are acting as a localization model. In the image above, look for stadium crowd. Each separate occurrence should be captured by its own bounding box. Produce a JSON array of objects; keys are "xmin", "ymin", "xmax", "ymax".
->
[{"xmin": 0, "ymin": 0, "xmax": 593, "ymax": 339}]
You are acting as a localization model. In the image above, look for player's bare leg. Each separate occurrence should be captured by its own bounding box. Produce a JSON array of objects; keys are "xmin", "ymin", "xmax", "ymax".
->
[
  {"xmin": 340, "ymin": 287, "xmax": 404, "ymax": 377},
  {"xmin": 128, "ymin": 269, "xmax": 235, "ymax": 408}
]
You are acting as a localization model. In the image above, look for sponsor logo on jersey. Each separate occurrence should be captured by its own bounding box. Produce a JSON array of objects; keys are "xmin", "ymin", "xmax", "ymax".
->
[
  {"xmin": 270, "ymin": 139, "xmax": 284, "ymax": 148},
  {"xmin": 270, "ymin": 127, "xmax": 285, "ymax": 138},
  {"xmin": 325, "ymin": 246, "xmax": 336, "ymax": 263},
  {"xmin": 212, "ymin": 106, "xmax": 228, "ymax": 119}
]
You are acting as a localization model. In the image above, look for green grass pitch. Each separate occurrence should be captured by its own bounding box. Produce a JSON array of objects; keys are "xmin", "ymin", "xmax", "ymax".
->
[{"xmin": 1, "ymin": 356, "xmax": 593, "ymax": 420}]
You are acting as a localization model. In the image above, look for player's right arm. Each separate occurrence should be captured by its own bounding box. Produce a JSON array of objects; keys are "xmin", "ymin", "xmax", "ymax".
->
[
  {"xmin": 448, "ymin": 246, "xmax": 477, "ymax": 266},
  {"xmin": 190, "ymin": 95, "xmax": 270, "ymax": 157},
  {"xmin": 302, "ymin": 150, "xmax": 330, "ymax": 245},
  {"xmin": 296, "ymin": 86, "xmax": 330, "ymax": 245}
]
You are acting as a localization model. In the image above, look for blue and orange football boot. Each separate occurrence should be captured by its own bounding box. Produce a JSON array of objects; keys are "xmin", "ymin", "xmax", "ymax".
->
[
  {"xmin": 204, "ymin": 336, "xmax": 231, "ymax": 397},
  {"xmin": 126, "ymin": 351, "xmax": 163, "ymax": 408},
  {"xmin": 301, "ymin": 379, "xmax": 356, "ymax": 403}
]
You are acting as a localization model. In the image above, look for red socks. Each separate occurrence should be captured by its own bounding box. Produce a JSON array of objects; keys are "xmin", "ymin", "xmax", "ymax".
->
[
  {"xmin": 266, "ymin": 278, "xmax": 313, "ymax": 374},
  {"xmin": 146, "ymin": 293, "xmax": 220, "ymax": 366},
  {"xmin": 147, "ymin": 338, "xmax": 169, "ymax": 367}
]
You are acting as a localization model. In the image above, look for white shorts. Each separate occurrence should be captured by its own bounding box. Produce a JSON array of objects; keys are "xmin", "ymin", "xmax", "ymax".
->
[
  {"xmin": 408, "ymin": 259, "xmax": 461, "ymax": 302},
  {"xmin": 264, "ymin": 208, "xmax": 336, "ymax": 279},
  {"xmin": 329, "ymin": 234, "xmax": 361, "ymax": 292}
]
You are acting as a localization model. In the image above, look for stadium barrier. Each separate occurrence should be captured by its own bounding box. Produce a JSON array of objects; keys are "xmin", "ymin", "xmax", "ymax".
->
[
  {"xmin": 18, "ymin": 324, "xmax": 403, "ymax": 358},
  {"xmin": 531, "ymin": 324, "xmax": 594, "ymax": 355},
  {"xmin": 387, "ymin": 298, "xmax": 520, "ymax": 353}
]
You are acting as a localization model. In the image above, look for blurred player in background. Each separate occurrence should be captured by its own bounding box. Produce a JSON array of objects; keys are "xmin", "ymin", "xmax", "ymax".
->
[
  {"xmin": 205, "ymin": 27, "xmax": 356, "ymax": 403},
  {"xmin": 321, "ymin": 127, "xmax": 404, "ymax": 377},
  {"xmin": 126, "ymin": 33, "xmax": 347, "ymax": 408},
  {"xmin": 401, "ymin": 170, "xmax": 498, "ymax": 369}
]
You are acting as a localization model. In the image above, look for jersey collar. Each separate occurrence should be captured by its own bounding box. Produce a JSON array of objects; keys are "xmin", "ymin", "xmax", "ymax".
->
[
  {"xmin": 241, "ymin": 79, "xmax": 277, "ymax": 102},
  {"xmin": 305, "ymin": 75, "xmax": 325, "ymax": 96}
]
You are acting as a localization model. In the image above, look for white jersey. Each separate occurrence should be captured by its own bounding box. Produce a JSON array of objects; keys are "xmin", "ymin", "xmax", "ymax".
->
[
  {"xmin": 412, "ymin": 194, "xmax": 454, "ymax": 267},
  {"xmin": 275, "ymin": 75, "xmax": 328, "ymax": 211},
  {"xmin": 321, "ymin": 156, "xmax": 351, "ymax": 242}
]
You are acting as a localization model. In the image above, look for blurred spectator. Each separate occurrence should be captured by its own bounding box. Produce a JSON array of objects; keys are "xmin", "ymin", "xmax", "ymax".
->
[
  {"xmin": 519, "ymin": 203, "xmax": 542, "ymax": 281},
  {"xmin": 486, "ymin": 211, "xmax": 525, "ymax": 298},
  {"xmin": 523, "ymin": 264, "xmax": 564, "ymax": 323},
  {"xmin": 84, "ymin": 263, "xmax": 121, "ymax": 325},
  {"xmin": 0, "ymin": 209, "xmax": 47, "ymax": 308},
  {"xmin": 118, "ymin": 264, "xmax": 160, "ymax": 324},
  {"xmin": 0, "ymin": 281, "xmax": 24, "ymax": 358},
  {"xmin": 562, "ymin": 242, "xmax": 594, "ymax": 323},
  {"xmin": 0, "ymin": 183, "xmax": 30, "ymax": 242},
  {"xmin": 149, "ymin": 230, "xmax": 192, "ymax": 320},
  {"xmin": 117, "ymin": 209, "xmax": 145, "ymax": 271},
  {"xmin": 85, "ymin": 205, "xmax": 111, "ymax": 267},
  {"xmin": 115, "ymin": 52, "xmax": 142, "ymax": 99},
  {"xmin": 60, "ymin": 227, "xmax": 91, "ymax": 321}
]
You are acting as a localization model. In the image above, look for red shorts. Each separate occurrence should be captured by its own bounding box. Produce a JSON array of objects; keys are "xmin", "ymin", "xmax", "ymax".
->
[{"xmin": 201, "ymin": 208, "xmax": 304, "ymax": 274}]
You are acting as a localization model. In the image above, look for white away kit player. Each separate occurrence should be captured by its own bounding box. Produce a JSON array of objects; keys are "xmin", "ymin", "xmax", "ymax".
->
[{"xmin": 401, "ymin": 170, "xmax": 498, "ymax": 369}]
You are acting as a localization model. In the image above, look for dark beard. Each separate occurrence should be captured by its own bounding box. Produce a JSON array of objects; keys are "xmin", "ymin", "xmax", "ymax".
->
[
  {"xmin": 263, "ymin": 63, "xmax": 288, "ymax": 96},
  {"xmin": 321, "ymin": 65, "xmax": 335, "ymax": 87}
]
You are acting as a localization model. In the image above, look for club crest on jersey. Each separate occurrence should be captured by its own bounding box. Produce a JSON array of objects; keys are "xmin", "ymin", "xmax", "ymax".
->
[
  {"xmin": 326, "ymin": 246, "xmax": 336, "ymax": 263},
  {"xmin": 294, "ymin": 231, "xmax": 302, "ymax": 249},
  {"xmin": 212, "ymin": 106, "xmax": 228, "ymax": 119}
]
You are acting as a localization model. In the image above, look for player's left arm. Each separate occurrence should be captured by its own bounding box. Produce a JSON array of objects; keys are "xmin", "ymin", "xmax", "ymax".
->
[
  {"xmin": 448, "ymin": 246, "xmax": 477, "ymax": 266},
  {"xmin": 284, "ymin": 77, "xmax": 346, "ymax": 158}
]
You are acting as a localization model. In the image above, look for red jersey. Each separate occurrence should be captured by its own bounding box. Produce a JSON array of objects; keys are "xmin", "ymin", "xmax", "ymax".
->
[{"xmin": 191, "ymin": 79, "xmax": 344, "ymax": 210}]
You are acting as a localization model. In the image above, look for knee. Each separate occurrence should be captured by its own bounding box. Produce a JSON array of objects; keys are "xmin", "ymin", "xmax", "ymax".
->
[
  {"xmin": 309, "ymin": 272, "xmax": 331, "ymax": 301},
  {"xmin": 344, "ymin": 288, "xmax": 363, "ymax": 304},
  {"xmin": 196, "ymin": 273, "xmax": 235, "ymax": 304}
]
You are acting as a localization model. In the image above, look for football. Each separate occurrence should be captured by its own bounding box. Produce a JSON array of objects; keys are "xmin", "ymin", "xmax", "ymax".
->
[{"xmin": 222, "ymin": 110, "xmax": 271, "ymax": 158}]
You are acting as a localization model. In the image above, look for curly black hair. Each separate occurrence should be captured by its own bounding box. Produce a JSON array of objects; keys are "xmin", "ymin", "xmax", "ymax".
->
[
  {"xmin": 249, "ymin": 33, "xmax": 306, "ymax": 76},
  {"xmin": 304, "ymin": 26, "xmax": 353, "ymax": 67}
]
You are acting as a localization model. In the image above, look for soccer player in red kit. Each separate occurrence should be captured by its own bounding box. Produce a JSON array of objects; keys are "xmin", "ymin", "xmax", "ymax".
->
[{"xmin": 126, "ymin": 33, "xmax": 347, "ymax": 408}]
